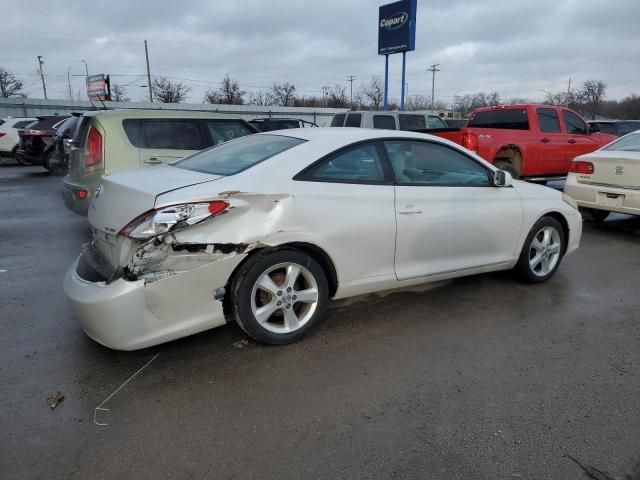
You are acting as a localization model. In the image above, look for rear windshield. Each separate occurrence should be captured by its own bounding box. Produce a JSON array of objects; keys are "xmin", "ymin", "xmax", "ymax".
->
[
  {"xmin": 468, "ymin": 109, "xmax": 529, "ymax": 130},
  {"xmin": 330, "ymin": 114, "xmax": 346, "ymax": 127},
  {"xmin": 174, "ymin": 134, "xmax": 305, "ymax": 176},
  {"xmin": 602, "ymin": 133, "xmax": 640, "ymax": 152}
]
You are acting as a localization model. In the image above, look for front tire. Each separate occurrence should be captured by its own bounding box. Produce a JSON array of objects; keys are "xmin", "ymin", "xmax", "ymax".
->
[
  {"xmin": 514, "ymin": 216, "xmax": 565, "ymax": 283},
  {"xmin": 230, "ymin": 249, "xmax": 329, "ymax": 344}
]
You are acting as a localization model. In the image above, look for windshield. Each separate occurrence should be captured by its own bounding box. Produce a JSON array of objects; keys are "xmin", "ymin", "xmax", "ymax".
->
[
  {"xmin": 173, "ymin": 134, "xmax": 305, "ymax": 175},
  {"xmin": 602, "ymin": 132, "xmax": 640, "ymax": 152}
]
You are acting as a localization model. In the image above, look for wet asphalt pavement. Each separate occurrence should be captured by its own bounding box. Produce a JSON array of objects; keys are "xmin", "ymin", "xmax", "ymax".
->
[{"xmin": 1, "ymin": 165, "xmax": 639, "ymax": 480}]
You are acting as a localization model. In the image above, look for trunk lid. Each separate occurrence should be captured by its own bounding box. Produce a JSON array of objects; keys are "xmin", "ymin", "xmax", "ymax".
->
[
  {"xmin": 577, "ymin": 151, "xmax": 640, "ymax": 188},
  {"xmin": 88, "ymin": 165, "xmax": 223, "ymax": 235}
]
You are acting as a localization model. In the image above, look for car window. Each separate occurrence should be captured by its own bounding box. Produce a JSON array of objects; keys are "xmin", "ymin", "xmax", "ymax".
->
[
  {"xmin": 344, "ymin": 113, "xmax": 362, "ymax": 127},
  {"xmin": 373, "ymin": 115, "xmax": 396, "ymax": 130},
  {"xmin": 330, "ymin": 114, "xmax": 346, "ymax": 127},
  {"xmin": 618, "ymin": 122, "xmax": 640, "ymax": 136},
  {"xmin": 384, "ymin": 140, "xmax": 492, "ymax": 186},
  {"xmin": 12, "ymin": 120, "xmax": 33, "ymax": 129},
  {"xmin": 141, "ymin": 120, "xmax": 207, "ymax": 150},
  {"xmin": 537, "ymin": 108, "xmax": 561, "ymax": 133},
  {"xmin": 301, "ymin": 142, "xmax": 385, "ymax": 183},
  {"xmin": 206, "ymin": 121, "xmax": 253, "ymax": 146},
  {"xmin": 428, "ymin": 116, "xmax": 447, "ymax": 129},
  {"xmin": 468, "ymin": 109, "xmax": 529, "ymax": 130},
  {"xmin": 593, "ymin": 122, "xmax": 616, "ymax": 135},
  {"xmin": 562, "ymin": 110, "xmax": 587, "ymax": 135},
  {"xmin": 602, "ymin": 133, "xmax": 640, "ymax": 152},
  {"xmin": 398, "ymin": 114, "xmax": 426, "ymax": 131},
  {"xmin": 175, "ymin": 134, "xmax": 304, "ymax": 176}
]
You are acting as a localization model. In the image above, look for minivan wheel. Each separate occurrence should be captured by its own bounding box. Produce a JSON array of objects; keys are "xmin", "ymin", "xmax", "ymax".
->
[
  {"xmin": 583, "ymin": 208, "xmax": 610, "ymax": 222},
  {"xmin": 230, "ymin": 249, "xmax": 329, "ymax": 344},
  {"xmin": 514, "ymin": 216, "xmax": 565, "ymax": 283}
]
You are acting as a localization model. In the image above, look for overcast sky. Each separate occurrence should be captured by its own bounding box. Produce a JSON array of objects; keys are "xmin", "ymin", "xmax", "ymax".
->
[{"xmin": 3, "ymin": 0, "xmax": 639, "ymax": 105}]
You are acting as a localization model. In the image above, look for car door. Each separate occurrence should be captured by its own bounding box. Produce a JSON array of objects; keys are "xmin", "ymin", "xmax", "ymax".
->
[
  {"xmin": 293, "ymin": 141, "xmax": 396, "ymax": 283},
  {"xmin": 562, "ymin": 110, "xmax": 601, "ymax": 164},
  {"xmin": 385, "ymin": 139, "xmax": 523, "ymax": 280},
  {"xmin": 535, "ymin": 107, "xmax": 566, "ymax": 174},
  {"xmin": 139, "ymin": 119, "xmax": 208, "ymax": 166}
]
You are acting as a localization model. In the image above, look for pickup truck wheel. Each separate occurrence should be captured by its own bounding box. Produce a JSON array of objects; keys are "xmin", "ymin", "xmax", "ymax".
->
[
  {"xmin": 514, "ymin": 216, "xmax": 565, "ymax": 284},
  {"xmin": 494, "ymin": 161, "xmax": 519, "ymax": 179}
]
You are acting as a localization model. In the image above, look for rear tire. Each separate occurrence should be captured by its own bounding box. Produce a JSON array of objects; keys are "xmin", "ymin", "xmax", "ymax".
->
[
  {"xmin": 514, "ymin": 216, "xmax": 565, "ymax": 283},
  {"xmin": 494, "ymin": 161, "xmax": 519, "ymax": 179},
  {"xmin": 230, "ymin": 249, "xmax": 329, "ymax": 345},
  {"xmin": 583, "ymin": 208, "xmax": 610, "ymax": 222},
  {"xmin": 43, "ymin": 150, "xmax": 54, "ymax": 172}
]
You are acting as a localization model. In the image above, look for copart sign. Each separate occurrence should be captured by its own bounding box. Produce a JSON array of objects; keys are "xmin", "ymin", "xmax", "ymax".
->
[{"xmin": 378, "ymin": 0, "xmax": 417, "ymax": 55}]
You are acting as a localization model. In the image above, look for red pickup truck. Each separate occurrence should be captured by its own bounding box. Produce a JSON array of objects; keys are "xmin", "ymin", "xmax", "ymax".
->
[{"xmin": 430, "ymin": 105, "xmax": 617, "ymax": 180}]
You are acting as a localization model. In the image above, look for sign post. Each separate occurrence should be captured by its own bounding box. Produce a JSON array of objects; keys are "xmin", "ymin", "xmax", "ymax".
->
[{"xmin": 378, "ymin": 0, "xmax": 417, "ymax": 111}]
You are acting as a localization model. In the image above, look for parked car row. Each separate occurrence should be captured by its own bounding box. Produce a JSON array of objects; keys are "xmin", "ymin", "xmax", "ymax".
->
[
  {"xmin": 588, "ymin": 120, "xmax": 640, "ymax": 137},
  {"xmin": 0, "ymin": 117, "xmax": 37, "ymax": 157},
  {"xmin": 7, "ymin": 103, "xmax": 635, "ymax": 352},
  {"xmin": 330, "ymin": 110, "xmax": 449, "ymax": 130}
]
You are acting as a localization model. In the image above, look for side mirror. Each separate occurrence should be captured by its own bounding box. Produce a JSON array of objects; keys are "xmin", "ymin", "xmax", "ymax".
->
[
  {"xmin": 494, "ymin": 169, "xmax": 513, "ymax": 187},
  {"xmin": 588, "ymin": 124, "xmax": 600, "ymax": 134}
]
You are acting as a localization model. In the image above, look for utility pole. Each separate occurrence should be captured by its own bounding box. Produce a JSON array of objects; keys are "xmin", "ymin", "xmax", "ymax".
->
[
  {"xmin": 346, "ymin": 75, "xmax": 356, "ymax": 105},
  {"xmin": 144, "ymin": 40, "xmax": 153, "ymax": 102},
  {"xmin": 322, "ymin": 85, "xmax": 330, "ymax": 108},
  {"xmin": 37, "ymin": 56, "xmax": 47, "ymax": 99},
  {"xmin": 67, "ymin": 67, "xmax": 72, "ymax": 100},
  {"xmin": 566, "ymin": 78, "xmax": 572, "ymax": 106},
  {"xmin": 427, "ymin": 64, "xmax": 440, "ymax": 112}
]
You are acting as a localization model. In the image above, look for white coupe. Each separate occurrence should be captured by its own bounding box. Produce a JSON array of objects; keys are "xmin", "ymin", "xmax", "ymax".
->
[{"xmin": 64, "ymin": 128, "xmax": 582, "ymax": 350}]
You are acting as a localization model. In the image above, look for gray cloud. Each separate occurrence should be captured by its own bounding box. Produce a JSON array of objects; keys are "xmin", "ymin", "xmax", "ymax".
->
[{"xmin": 3, "ymin": 0, "xmax": 638, "ymax": 103}]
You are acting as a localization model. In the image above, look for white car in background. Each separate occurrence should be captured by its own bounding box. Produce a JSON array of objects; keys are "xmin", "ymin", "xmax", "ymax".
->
[
  {"xmin": 64, "ymin": 128, "xmax": 582, "ymax": 350},
  {"xmin": 0, "ymin": 117, "xmax": 36, "ymax": 156},
  {"xmin": 564, "ymin": 131, "xmax": 640, "ymax": 221}
]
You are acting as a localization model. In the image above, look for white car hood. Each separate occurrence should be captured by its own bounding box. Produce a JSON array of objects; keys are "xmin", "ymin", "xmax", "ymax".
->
[{"xmin": 88, "ymin": 166, "xmax": 222, "ymax": 234}]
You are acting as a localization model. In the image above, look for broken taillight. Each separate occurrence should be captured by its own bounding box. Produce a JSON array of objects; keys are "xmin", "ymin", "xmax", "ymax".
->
[
  {"xmin": 119, "ymin": 200, "xmax": 230, "ymax": 240},
  {"xmin": 84, "ymin": 127, "xmax": 103, "ymax": 167}
]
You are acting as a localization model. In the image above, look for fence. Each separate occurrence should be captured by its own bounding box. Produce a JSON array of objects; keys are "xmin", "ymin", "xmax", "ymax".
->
[{"xmin": 0, "ymin": 97, "xmax": 348, "ymax": 126}]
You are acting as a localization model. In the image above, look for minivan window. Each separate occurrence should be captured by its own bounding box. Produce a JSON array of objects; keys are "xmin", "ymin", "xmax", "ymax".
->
[
  {"xmin": 174, "ymin": 134, "xmax": 305, "ymax": 176},
  {"xmin": 142, "ymin": 120, "xmax": 207, "ymax": 150},
  {"xmin": 330, "ymin": 114, "xmax": 346, "ymax": 127},
  {"xmin": 373, "ymin": 115, "xmax": 396, "ymax": 130},
  {"xmin": 206, "ymin": 121, "xmax": 254, "ymax": 145},
  {"xmin": 468, "ymin": 109, "xmax": 529, "ymax": 130},
  {"xmin": 345, "ymin": 113, "xmax": 362, "ymax": 127},
  {"xmin": 398, "ymin": 114, "xmax": 426, "ymax": 131}
]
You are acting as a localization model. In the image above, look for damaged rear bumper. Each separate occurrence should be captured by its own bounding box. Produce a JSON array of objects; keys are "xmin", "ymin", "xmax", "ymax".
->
[{"xmin": 63, "ymin": 250, "xmax": 245, "ymax": 350}]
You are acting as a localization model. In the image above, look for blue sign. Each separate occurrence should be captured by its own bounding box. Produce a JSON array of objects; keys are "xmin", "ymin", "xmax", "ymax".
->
[{"xmin": 378, "ymin": 0, "xmax": 417, "ymax": 55}]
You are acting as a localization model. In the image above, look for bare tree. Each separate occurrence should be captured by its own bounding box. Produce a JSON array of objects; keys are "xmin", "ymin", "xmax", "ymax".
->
[
  {"xmin": 294, "ymin": 95, "xmax": 323, "ymax": 107},
  {"xmin": 578, "ymin": 80, "xmax": 607, "ymax": 119},
  {"xmin": 362, "ymin": 76, "xmax": 384, "ymax": 110},
  {"xmin": 152, "ymin": 76, "xmax": 190, "ymax": 103},
  {"xmin": 111, "ymin": 84, "xmax": 130, "ymax": 102},
  {"xmin": 0, "ymin": 67, "xmax": 25, "ymax": 98},
  {"xmin": 406, "ymin": 95, "xmax": 430, "ymax": 110},
  {"xmin": 327, "ymin": 83, "xmax": 348, "ymax": 108},
  {"xmin": 247, "ymin": 90, "xmax": 271, "ymax": 106},
  {"xmin": 204, "ymin": 74, "xmax": 245, "ymax": 105},
  {"xmin": 456, "ymin": 91, "xmax": 502, "ymax": 116},
  {"xmin": 269, "ymin": 82, "xmax": 296, "ymax": 106}
]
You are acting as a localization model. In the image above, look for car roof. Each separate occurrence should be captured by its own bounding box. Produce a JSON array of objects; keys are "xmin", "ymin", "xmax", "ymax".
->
[
  {"xmin": 258, "ymin": 127, "xmax": 445, "ymax": 142},
  {"xmin": 81, "ymin": 109, "xmax": 243, "ymax": 120}
]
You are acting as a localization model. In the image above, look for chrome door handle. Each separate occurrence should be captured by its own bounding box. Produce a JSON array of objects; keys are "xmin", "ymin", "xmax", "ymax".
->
[
  {"xmin": 399, "ymin": 209, "xmax": 422, "ymax": 214},
  {"xmin": 541, "ymin": 137, "xmax": 550, "ymax": 143},
  {"xmin": 568, "ymin": 139, "xmax": 577, "ymax": 144},
  {"xmin": 144, "ymin": 157, "xmax": 162, "ymax": 164}
]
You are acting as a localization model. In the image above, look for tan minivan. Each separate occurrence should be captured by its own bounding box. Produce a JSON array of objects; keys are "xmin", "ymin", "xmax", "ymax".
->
[{"xmin": 62, "ymin": 110, "xmax": 257, "ymax": 216}]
